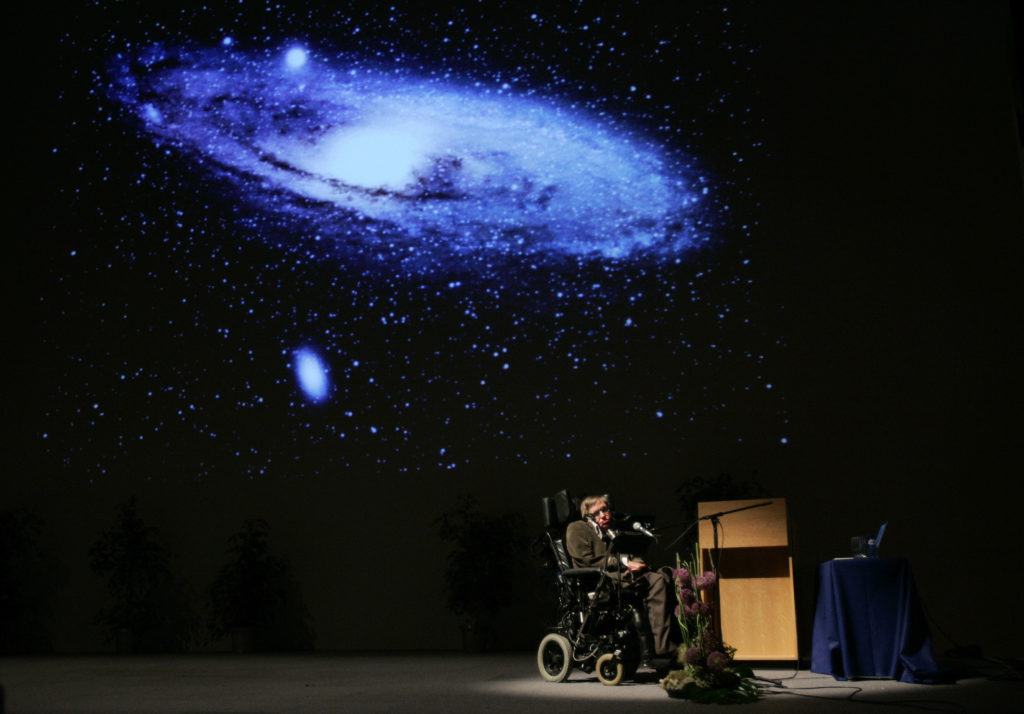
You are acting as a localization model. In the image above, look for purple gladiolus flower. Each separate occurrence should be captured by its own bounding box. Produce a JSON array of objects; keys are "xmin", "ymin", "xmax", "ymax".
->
[
  {"xmin": 684, "ymin": 647, "xmax": 702, "ymax": 665},
  {"xmin": 695, "ymin": 571, "xmax": 717, "ymax": 590},
  {"xmin": 707, "ymin": 650, "xmax": 729, "ymax": 672},
  {"xmin": 678, "ymin": 587, "xmax": 695, "ymax": 604},
  {"xmin": 699, "ymin": 627, "xmax": 719, "ymax": 649},
  {"xmin": 673, "ymin": 568, "xmax": 691, "ymax": 587}
]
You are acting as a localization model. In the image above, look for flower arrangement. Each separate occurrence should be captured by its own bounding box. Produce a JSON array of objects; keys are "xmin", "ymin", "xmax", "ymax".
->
[{"xmin": 660, "ymin": 544, "xmax": 757, "ymax": 703}]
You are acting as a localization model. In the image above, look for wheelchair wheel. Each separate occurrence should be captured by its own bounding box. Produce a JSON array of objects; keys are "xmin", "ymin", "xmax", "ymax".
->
[
  {"xmin": 595, "ymin": 652, "xmax": 624, "ymax": 686},
  {"xmin": 537, "ymin": 633, "xmax": 572, "ymax": 682}
]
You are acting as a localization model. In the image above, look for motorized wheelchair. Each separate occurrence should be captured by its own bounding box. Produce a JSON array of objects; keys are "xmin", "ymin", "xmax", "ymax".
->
[{"xmin": 535, "ymin": 490, "xmax": 656, "ymax": 686}]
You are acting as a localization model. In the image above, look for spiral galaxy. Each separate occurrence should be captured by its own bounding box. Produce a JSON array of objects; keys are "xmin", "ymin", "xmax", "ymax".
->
[{"xmin": 108, "ymin": 44, "xmax": 707, "ymax": 267}]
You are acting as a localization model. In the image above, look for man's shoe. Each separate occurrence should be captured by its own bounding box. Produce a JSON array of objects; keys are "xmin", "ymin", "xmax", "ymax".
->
[{"xmin": 638, "ymin": 655, "xmax": 672, "ymax": 673}]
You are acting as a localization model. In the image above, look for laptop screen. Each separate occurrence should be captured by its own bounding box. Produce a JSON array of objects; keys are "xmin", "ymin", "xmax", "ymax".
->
[{"xmin": 875, "ymin": 522, "xmax": 887, "ymax": 550}]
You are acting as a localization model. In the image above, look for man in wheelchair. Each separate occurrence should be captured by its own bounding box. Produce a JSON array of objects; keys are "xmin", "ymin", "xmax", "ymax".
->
[
  {"xmin": 568, "ymin": 495, "xmax": 675, "ymax": 660},
  {"xmin": 538, "ymin": 491, "xmax": 677, "ymax": 685}
]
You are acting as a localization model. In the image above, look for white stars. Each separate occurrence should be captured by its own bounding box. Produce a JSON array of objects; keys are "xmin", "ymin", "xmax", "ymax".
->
[{"xmin": 39, "ymin": 6, "xmax": 785, "ymax": 485}]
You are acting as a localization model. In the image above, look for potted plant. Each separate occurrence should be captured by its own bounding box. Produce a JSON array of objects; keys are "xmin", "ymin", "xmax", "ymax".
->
[
  {"xmin": 207, "ymin": 518, "xmax": 313, "ymax": 652},
  {"xmin": 89, "ymin": 497, "xmax": 184, "ymax": 652},
  {"xmin": 435, "ymin": 495, "xmax": 528, "ymax": 651},
  {"xmin": 0, "ymin": 508, "xmax": 52, "ymax": 653}
]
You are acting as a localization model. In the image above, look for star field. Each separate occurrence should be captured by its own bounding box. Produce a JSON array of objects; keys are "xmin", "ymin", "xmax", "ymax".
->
[{"xmin": 40, "ymin": 1, "xmax": 787, "ymax": 482}]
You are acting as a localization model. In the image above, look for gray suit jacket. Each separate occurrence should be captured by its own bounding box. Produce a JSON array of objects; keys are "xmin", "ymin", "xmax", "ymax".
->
[{"xmin": 565, "ymin": 520, "xmax": 620, "ymax": 570}]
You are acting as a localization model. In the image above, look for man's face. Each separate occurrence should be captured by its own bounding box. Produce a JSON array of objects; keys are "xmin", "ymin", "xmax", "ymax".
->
[{"xmin": 588, "ymin": 499, "xmax": 612, "ymax": 530}]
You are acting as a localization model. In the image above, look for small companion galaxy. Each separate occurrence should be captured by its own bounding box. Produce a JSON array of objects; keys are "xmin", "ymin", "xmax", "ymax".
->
[{"xmin": 38, "ymin": 1, "xmax": 786, "ymax": 481}]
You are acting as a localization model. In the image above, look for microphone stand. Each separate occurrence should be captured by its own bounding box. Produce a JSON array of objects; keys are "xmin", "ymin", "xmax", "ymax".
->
[
  {"xmin": 659, "ymin": 518, "xmax": 699, "ymax": 553},
  {"xmin": 698, "ymin": 501, "xmax": 774, "ymax": 638}
]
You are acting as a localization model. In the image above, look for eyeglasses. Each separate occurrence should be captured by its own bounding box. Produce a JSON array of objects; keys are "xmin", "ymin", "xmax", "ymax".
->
[{"xmin": 589, "ymin": 505, "xmax": 611, "ymax": 517}]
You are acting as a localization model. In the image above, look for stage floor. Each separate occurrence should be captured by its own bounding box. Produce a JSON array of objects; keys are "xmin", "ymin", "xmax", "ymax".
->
[{"xmin": 2, "ymin": 653, "xmax": 1021, "ymax": 713}]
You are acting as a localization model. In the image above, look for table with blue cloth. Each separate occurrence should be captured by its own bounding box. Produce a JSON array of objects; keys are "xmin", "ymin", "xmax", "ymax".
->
[{"xmin": 811, "ymin": 557, "xmax": 945, "ymax": 683}]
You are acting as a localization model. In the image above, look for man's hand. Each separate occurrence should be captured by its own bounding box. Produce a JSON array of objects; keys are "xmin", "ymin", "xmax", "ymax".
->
[{"xmin": 624, "ymin": 558, "xmax": 647, "ymax": 573}]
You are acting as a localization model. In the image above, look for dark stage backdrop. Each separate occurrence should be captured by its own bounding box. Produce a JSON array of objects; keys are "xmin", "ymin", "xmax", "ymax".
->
[{"xmin": 9, "ymin": 1, "xmax": 1022, "ymax": 654}]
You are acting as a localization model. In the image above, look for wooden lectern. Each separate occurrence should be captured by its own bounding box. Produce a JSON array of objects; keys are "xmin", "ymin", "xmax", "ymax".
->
[{"xmin": 697, "ymin": 498, "xmax": 798, "ymax": 661}]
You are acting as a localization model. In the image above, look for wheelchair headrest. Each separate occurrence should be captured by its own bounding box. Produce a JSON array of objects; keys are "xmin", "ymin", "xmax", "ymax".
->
[{"xmin": 541, "ymin": 489, "xmax": 578, "ymax": 529}]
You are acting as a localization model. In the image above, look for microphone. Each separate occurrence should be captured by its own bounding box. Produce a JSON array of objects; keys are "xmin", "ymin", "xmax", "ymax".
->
[{"xmin": 632, "ymin": 522, "xmax": 656, "ymax": 538}]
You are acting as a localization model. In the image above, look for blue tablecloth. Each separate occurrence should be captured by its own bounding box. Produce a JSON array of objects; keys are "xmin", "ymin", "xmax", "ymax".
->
[{"xmin": 811, "ymin": 558, "xmax": 944, "ymax": 683}]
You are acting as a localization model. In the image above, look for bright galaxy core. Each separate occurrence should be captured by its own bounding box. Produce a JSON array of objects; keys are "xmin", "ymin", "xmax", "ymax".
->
[{"xmin": 41, "ymin": 3, "xmax": 784, "ymax": 481}]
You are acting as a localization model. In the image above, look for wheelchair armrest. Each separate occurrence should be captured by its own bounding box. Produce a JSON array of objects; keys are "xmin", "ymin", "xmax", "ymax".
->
[{"xmin": 559, "ymin": 567, "xmax": 605, "ymax": 579}]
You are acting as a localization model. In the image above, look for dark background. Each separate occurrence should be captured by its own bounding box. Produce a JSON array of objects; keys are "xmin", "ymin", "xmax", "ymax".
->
[{"xmin": 7, "ymin": 0, "xmax": 1022, "ymax": 657}]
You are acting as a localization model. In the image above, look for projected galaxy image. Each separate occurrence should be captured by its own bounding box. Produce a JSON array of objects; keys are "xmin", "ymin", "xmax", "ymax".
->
[
  {"xmin": 108, "ymin": 44, "xmax": 705, "ymax": 264},
  {"xmin": 40, "ymin": 2, "xmax": 785, "ymax": 481}
]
